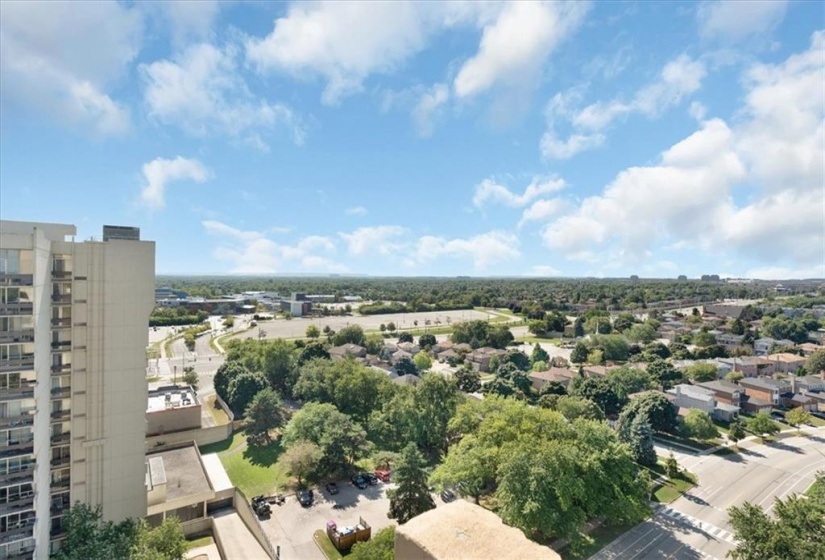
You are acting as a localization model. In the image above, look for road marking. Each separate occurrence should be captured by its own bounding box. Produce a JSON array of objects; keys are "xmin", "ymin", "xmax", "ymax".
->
[{"xmin": 659, "ymin": 506, "xmax": 738, "ymax": 546}]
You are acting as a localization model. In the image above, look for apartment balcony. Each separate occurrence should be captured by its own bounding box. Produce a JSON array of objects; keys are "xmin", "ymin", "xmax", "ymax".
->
[
  {"xmin": 0, "ymin": 355, "xmax": 35, "ymax": 373},
  {"xmin": 50, "ymin": 409, "xmax": 71, "ymax": 423},
  {"xmin": 0, "ymin": 273, "xmax": 33, "ymax": 287},
  {"xmin": 0, "ymin": 464, "xmax": 35, "ymax": 486},
  {"xmin": 0, "ymin": 494, "xmax": 35, "ymax": 517},
  {"xmin": 50, "ymin": 454, "xmax": 71, "ymax": 470},
  {"xmin": 5, "ymin": 545, "xmax": 36, "ymax": 560},
  {"xmin": 50, "ymin": 294, "xmax": 72, "ymax": 305},
  {"xmin": 51, "ymin": 270, "xmax": 72, "ymax": 279},
  {"xmin": 0, "ymin": 381, "xmax": 36, "ymax": 399},
  {"xmin": 51, "ymin": 496, "xmax": 71, "ymax": 516},
  {"xmin": 0, "ymin": 302, "xmax": 33, "ymax": 316},
  {"xmin": 0, "ymin": 437, "xmax": 35, "ymax": 455},
  {"xmin": 0, "ymin": 412, "xmax": 34, "ymax": 430},
  {"xmin": 0, "ymin": 523, "xmax": 34, "ymax": 545},
  {"xmin": 0, "ymin": 330, "xmax": 35, "ymax": 344},
  {"xmin": 49, "ymin": 433, "xmax": 70, "ymax": 446},
  {"xmin": 50, "ymin": 363, "xmax": 71, "ymax": 375},
  {"xmin": 49, "ymin": 477, "xmax": 70, "ymax": 491},
  {"xmin": 50, "ymin": 340, "xmax": 72, "ymax": 351},
  {"xmin": 50, "ymin": 386, "xmax": 71, "ymax": 399},
  {"xmin": 50, "ymin": 318, "xmax": 72, "ymax": 329}
]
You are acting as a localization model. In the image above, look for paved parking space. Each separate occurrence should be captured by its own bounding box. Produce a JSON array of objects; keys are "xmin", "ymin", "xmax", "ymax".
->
[{"xmin": 259, "ymin": 480, "xmax": 399, "ymax": 560}]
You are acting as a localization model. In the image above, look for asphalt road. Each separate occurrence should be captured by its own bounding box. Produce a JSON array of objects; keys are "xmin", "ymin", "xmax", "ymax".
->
[{"xmin": 591, "ymin": 431, "xmax": 825, "ymax": 560}]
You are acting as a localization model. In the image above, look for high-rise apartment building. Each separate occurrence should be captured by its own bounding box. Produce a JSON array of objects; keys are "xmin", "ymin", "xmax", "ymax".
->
[{"xmin": 0, "ymin": 221, "xmax": 154, "ymax": 559}]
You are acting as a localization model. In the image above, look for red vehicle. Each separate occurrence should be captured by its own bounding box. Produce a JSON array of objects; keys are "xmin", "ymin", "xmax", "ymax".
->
[{"xmin": 374, "ymin": 469, "xmax": 391, "ymax": 482}]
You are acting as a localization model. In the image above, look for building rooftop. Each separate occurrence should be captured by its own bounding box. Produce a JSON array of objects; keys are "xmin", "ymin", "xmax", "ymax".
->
[
  {"xmin": 739, "ymin": 377, "xmax": 786, "ymax": 391},
  {"xmin": 146, "ymin": 445, "xmax": 212, "ymax": 503},
  {"xmin": 697, "ymin": 380, "xmax": 741, "ymax": 394},
  {"xmin": 395, "ymin": 500, "xmax": 559, "ymax": 560},
  {"xmin": 147, "ymin": 385, "xmax": 199, "ymax": 414}
]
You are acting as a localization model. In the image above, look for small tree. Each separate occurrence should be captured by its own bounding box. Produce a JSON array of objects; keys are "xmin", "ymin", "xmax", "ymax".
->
[
  {"xmin": 413, "ymin": 351, "xmax": 432, "ymax": 372},
  {"xmin": 132, "ymin": 517, "xmax": 187, "ymax": 560},
  {"xmin": 418, "ymin": 334, "xmax": 436, "ymax": 349},
  {"xmin": 306, "ymin": 324, "xmax": 320, "ymax": 339},
  {"xmin": 223, "ymin": 316, "xmax": 234, "ymax": 329},
  {"xmin": 454, "ymin": 367, "xmax": 482, "ymax": 393},
  {"xmin": 349, "ymin": 526, "xmax": 395, "ymax": 560},
  {"xmin": 726, "ymin": 370, "xmax": 745, "ymax": 383},
  {"xmin": 182, "ymin": 367, "xmax": 198, "ymax": 389},
  {"xmin": 748, "ymin": 411, "xmax": 780, "ymax": 440},
  {"xmin": 627, "ymin": 415, "xmax": 657, "ymax": 467},
  {"xmin": 227, "ymin": 371, "xmax": 267, "ymax": 416},
  {"xmin": 386, "ymin": 322, "xmax": 397, "ymax": 334},
  {"xmin": 244, "ymin": 388, "xmax": 284, "ymax": 442},
  {"xmin": 395, "ymin": 356, "xmax": 418, "ymax": 376},
  {"xmin": 280, "ymin": 441, "xmax": 323, "ymax": 485},
  {"xmin": 571, "ymin": 341, "xmax": 589, "ymax": 364},
  {"xmin": 388, "ymin": 443, "xmax": 435, "ymax": 524},
  {"xmin": 531, "ymin": 343, "xmax": 549, "ymax": 365},
  {"xmin": 665, "ymin": 452, "xmax": 680, "ymax": 479},
  {"xmin": 729, "ymin": 419, "xmax": 746, "ymax": 447},
  {"xmin": 805, "ymin": 349, "xmax": 825, "ymax": 375},
  {"xmin": 398, "ymin": 332, "xmax": 414, "ymax": 343},
  {"xmin": 785, "ymin": 408, "xmax": 811, "ymax": 432},
  {"xmin": 682, "ymin": 409, "xmax": 719, "ymax": 441}
]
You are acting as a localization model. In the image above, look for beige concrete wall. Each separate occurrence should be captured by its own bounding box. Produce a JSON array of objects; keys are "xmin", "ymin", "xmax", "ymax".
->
[
  {"xmin": 147, "ymin": 406, "xmax": 202, "ymax": 436},
  {"xmin": 146, "ymin": 423, "xmax": 232, "ymax": 449},
  {"xmin": 232, "ymin": 490, "xmax": 276, "ymax": 559}
]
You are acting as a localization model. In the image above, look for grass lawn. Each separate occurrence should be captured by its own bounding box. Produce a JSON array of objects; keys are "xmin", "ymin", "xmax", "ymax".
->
[
  {"xmin": 204, "ymin": 394, "xmax": 230, "ymax": 425},
  {"xmin": 654, "ymin": 433, "xmax": 720, "ymax": 451},
  {"xmin": 712, "ymin": 420, "xmax": 731, "ymax": 435},
  {"xmin": 806, "ymin": 477, "xmax": 824, "ymax": 497},
  {"xmin": 653, "ymin": 474, "xmax": 696, "ymax": 504},
  {"xmin": 713, "ymin": 446, "xmax": 738, "ymax": 456},
  {"xmin": 559, "ymin": 521, "xmax": 638, "ymax": 560},
  {"xmin": 199, "ymin": 431, "xmax": 289, "ymax": 496},
  {"xmin": 806, "ymin": 415, "xmax": 825, "ymax": 427},
  {"xmin": 313, "ymin": 530, "xmax": 343, "ymax": 559},
  {"xmin": 186, "ymin": 535, "xmax": 214, "ymax": 550},
  {"xmin": 519, "ymin": 336, "xmax": 563, "ymax": 345}
]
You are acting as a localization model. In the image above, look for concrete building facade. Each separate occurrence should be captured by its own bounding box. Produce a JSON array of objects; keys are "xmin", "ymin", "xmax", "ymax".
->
[{"xmin": 0, "ymin": 221, "xmax": 154, "ymax": 559}]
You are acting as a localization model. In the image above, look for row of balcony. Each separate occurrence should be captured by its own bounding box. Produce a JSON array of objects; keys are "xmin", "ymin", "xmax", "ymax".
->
[
  {"xmin": 50, "ymin": 409, "xmax": 71, "ymax": 423},
  {"xmin": 0, "ymin": 464, "xmax": 35, "ymax": 486},
  {"xmin": 0, "ymin": 523, "xmax": 35, "ymax": 545},
  {"xmin": 0, "ymin": 494, "xmax": 34, "ymax": 517},
  {"xmin": 0, "ymin": 302, "xmax": 33, "ymax": 316},
  {"xmin": 0, "ymin": 411, "xmax": 34, "ymax": 430},
  {"xmin": 0, "ymin": 355, "xmax": 34, "ymax": 373},
  {"xmin": 0, "ymin": 330, "xmax": 34, "ymax": 344},
  {"xmin": 49, "ymin": 433, "xmax": 70, "ymax": 446},
  {"xmin": 0, "ymin": 273, "xmax": 33, "ymax": 287},
  {"xmin": 4, "ymin": 545, "xmax": 36, "ymax": 560},
  {"xmin": 0, "ymin": 381, "xmax": 36, "ymax": 399},
  {"xmin": 50, "ymin": 454, "xmax": 70, "ymax": 470}
]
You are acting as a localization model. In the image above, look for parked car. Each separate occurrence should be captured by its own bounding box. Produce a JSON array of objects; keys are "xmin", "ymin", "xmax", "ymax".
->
[
  {"xmin": 374, "ymin": 469, "xmax": 391, "ymax": 482},
  {"xmin": 363, "ymin": 472, "xmax": 378, "ymax": 485},
  {"xmin": 251, "ymin": 495, "xmax": 271, "ymax": 517},
  {"xmin": 297, "ymin": 489, "xmax": 314, "ymax": 507},
  {"xmin": 440, "ymin": 489, "xmax": 456, "ymax": 503},
  {"xmin": 351, "ymin": 474, "xmax": 369, "ymax": 489},
  {"xmin": 325, "ymin": 482, "xmax": 339, "ymax": 495}
]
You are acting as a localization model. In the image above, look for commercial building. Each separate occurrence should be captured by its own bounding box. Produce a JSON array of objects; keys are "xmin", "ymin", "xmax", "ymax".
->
[{"xmin": 0, "ymin": 221, "xmax": 154, "ymax": 559}]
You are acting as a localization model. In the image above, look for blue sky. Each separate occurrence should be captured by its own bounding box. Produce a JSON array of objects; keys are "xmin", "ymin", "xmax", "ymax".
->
[{"xmin": 1, "ymin": 1, "xmax": 823, "ymax": 279}]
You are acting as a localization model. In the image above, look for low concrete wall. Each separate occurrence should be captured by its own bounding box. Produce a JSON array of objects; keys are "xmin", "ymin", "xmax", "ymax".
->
[
  {"xmin": 181, "ymin": 517, "xmax": 213, "ymax": 539},
  {"xmin": 146, "ymin": 423, "xmax": 232, "ymax": 449},
  {"xmin": 233, "ymin": 489, "xmax": 277, "ymax": 559}
]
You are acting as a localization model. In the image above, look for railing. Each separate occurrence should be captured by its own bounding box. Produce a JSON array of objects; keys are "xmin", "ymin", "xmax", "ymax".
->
[
  {"xmin": 0, "ymin": 442, "xmax": 33, "ymax": 459},
  {"xmin": 0, "ymin": 330, "xmax": 34, "ymax": 344},
  {"xmin": 50, "ymin": 409, "xmax": 71, "ymax": 422},
  {"xmin": 50, "ymin": 477, "xmax": 70, "ymax": 491},
  {"xmin": 0, "ymin": 494, "xmax": 35, "ymax": 516},
  {"xmin": 50, "ymin": 364, "xmax": 71, "ymax": 374},
  {"xmin": 0, "ymin": 302, "xmax": 33, "ymax": 315},
  {"xmin": 6, "ymin": 545, "xmax": 36, "ymax": 560},
  {"xmin": 0, "ymin": 273, "xmax": 33, "ymax": 286},
  {"xmin": 50, "ymin": 386, "xmax": 71, "ymax": 399},
  {"xmin": 0, "ymin": 465, "xmax": 35, "ymax": 486},
  {"xmin": 51, "ymin": 318, "xmax": 72, "ymax": 328},
  {"xmin": 51, "ymin": 498, "xmax": 71, "ymax": 515},
  {"xmin": 0, "ymin": 523, "xmax": 34, "ymax": 544},
  {"xmin": 0, "ymin": 411, "xmax": 35, "ymax": 429},
  {"xmin": 50, "ymin": 455, "xmax": 71, "ymax": 469},
  {"xmin": 51, "ymin": 294, "xmax": 71, "ymax": 304},
  {"xmin": 0, "ymin": 355, "xmax": 35, "ymax": 372},
  {"xmin": 0, "ymin": 382, "xmax": 36, "ymax": 399},
  {"xmin": 50, "ymin": 433, "xmax": 71, "ymax": 446},
  {"xmin": 51, "ymin": 270, "xmax": 72, "ymax": 279},
  {"xmin": 50, "ymin": 340, "xmax": 72, "ymax": 350}
]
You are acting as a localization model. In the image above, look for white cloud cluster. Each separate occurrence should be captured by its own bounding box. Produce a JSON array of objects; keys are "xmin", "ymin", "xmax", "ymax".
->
[
  {"xmin": 203, "ymin": 220, "xmax": 346, "ymax": 274},
  {"xmin": 141, "ymin": 43, "xmax": 304, "ymax": 149},
  {"xmin": 345, "ymin": 206, "xmax": 369, "ymax": 216},
  {"xmin": 473, "ymin": 176, "xmax": 565, "ymax": 208},
  {"xmin": 141, "ymin": 157, "xmax": 212, "ymax": 210},
  {"xmin": 338, "ymin": 226, "xmax": 520, "ymax": 271},
  {"xmin": 697, "ymin": 0, "xmax": 788, "ymax": 42},
  {"xmin": 0, "ymin": 1, "xmax": 142, "ymax": 135},
  {"xmin": 540, "ymin": 31, "xmax": 825, "ymax": 273},
  {"xmin": 541, "ymin": 54, "xmax": 707, "ymax": 159}
]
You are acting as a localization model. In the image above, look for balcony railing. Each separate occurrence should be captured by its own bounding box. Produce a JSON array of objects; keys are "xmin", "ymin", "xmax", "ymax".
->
[
  {"xmin": 49, "ymin": 477, "xmax": 70, "ymax": 491},
  {"xmin": 50, "ymin": 455, "xmax": 71, "ymax": 470},
  {"xmin": 51, "ymin": 270, "xmax": 72, "ymax": 279},
  {"xmin": 51, "ymin": 497, "xmax": 71, "ymax": 515},
  {"xmin": 50, "ymin": 433, "xmax": 71, "ymax": 446},
  {"xmin": 50, "ymin": 363, "xmax": 71, "ymax": 374},
  {"xmin": 50, "ymin": 340, "xmax": 72, "ymax": 351},
  {"xmin": 0, "ymin": 381, "xmax": 36, "ymax": 399},
  {"xmin": 0, "ymin": 523, "xmax": 34, "ymax": 545},
  {"xmin": 0, "ymin": 464, "xmax": 35, "ymax": 486},
  {"xmin": 50, "ymin": 409, "xmax": 71, "ymax": 423},
  {"xmin": 0, "ymin": 330, "xmax": 35, "ymax": 344},
  {"xmin": 0, "ymin": 302, "xmax": 33, "ymax": 316},
  {"xmin": 50, "ymin": 386, "xmax": 71, "ymax": 399},
  {"xmin": 0, "ymin": 273, "xmax": 33, "ymax": 287},
  {"xmin": 0, "ymin": 442, "xmax": 33, "ymax": 459},
  {"xmin": 50, "ymin": 294, "xmax": 72, "ymax": 304},
  {"xmin": 0, "ymin": 411, "xmax": 35, "ymax": 429},
  {"xmin": 0, "ymin": 494, "xmax": 35, "ymax": 517},
  {"xmin": 0, "ymin": 355, "xmax": 35, "ymax": 372},
  {"xmin": 51, "ymin": 318, "xmax": 72, "ymax": 328},
  {"xmin": 6, "ymin": 545, "xmax": 36, "ymax": 560}
]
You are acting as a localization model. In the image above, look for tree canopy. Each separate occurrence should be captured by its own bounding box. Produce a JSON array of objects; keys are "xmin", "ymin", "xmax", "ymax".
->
[{"xmin": 388, "ymin": 443, "xmax": 436, "ymax": 524}]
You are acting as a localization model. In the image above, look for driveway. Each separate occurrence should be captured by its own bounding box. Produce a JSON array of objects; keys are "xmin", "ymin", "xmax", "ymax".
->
[
  {"xmin": 259, "ymin": 480, "xmax": 399, "ymax": 559},
  {"xmin": 591, "ymin": 430, "xmax": 825, "ymax": 559}
]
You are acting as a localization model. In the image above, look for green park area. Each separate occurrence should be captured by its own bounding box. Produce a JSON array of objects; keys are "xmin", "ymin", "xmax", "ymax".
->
[{"xmin": 200, "ymin": 432, "xmax": 288, "ymax": 497}]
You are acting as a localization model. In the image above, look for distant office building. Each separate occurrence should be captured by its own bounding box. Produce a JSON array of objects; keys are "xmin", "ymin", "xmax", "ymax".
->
[{"xmin": 0, "ymin": 221, "xmax": 154, "ymax": 558}]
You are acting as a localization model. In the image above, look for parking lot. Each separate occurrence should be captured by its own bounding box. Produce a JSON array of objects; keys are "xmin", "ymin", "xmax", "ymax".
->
[{"xmin": 259, "ymin": 479, "xmax": 401, "ymax": 559}]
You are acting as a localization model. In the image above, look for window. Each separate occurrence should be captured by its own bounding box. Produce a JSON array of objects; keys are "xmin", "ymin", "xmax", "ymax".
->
[{"xmin": 0, "ymin": 249, "xmax": 21, "ymax": 274}]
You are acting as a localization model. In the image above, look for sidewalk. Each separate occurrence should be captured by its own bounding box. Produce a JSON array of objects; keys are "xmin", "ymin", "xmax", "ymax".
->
[{"xmin": 701, "ymin": 424, "xmax": 825, "ymax": 455}]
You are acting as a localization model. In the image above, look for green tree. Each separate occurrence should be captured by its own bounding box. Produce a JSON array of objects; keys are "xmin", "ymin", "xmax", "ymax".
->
[
  {"xmin": 182, "ymin": 367, "xmax": 198, "ymax": 389},
  {"xmin": 305, "ymin": 324, "xmax": 320, "ymax": 339},
  {"xmin": 223, "ymin": 316, "xmax": 234, "ymax": 329},
  {"xmin": 413, "ymin": 351, "xmax": 432, "ymax": 372},
  {"xmin": 682, "ymin": 409, "xmax": 719, "ymax": 441},
  {"xmin": 386, "ymin": 322, "xmax": 396, "ymax": 334},
  {"xmin": 418, "ymin": 334, "xmax": 436, "ymax": 349},
  {"xmin": 227, "ymin": 371, "xmax": 267, "ymax": 416},
  {"xmin": 530, "ymin": 343, "xmax": 550, "ymax": 364},
  {"xmin": 805, "ymin": 349, "xmax": 825, "ymax": 375},
  {"xmin": 532, "ymin": 360, "xmax": 548, "ymax": 372},
  {"xmin": 364, "ymin": 333, "xmax": 385, "ymax": 355},
  {"xmin": 685, "ymin": 363, "xmax": 719, "ymax": 383},
  {"xmin": 664, "ymin": 452, "xmax": 679, "ymax": 479},
  {"xmin": 503, "ymin": 350, "xmax": 531, "ymax": 371},
  {"xmin": 573, "ymin": 317, "xmax": 585, "ymax": 337},
  {"xmin": 388, "ymin": 443, "xmax": 436, "ymax": 524},
  {"xmin": 553, "ymin": 395, "xmax": 605, "ymax": 421},
  {"xmin": 454, "ymin": 367, "xmax": 481, "ymax": 393},
  {"xmin": 349, "ymin": 526, "xmax": 395, "ymax": 560},
  {"xmin": 244, "ymin": 387, "xmax": 285, "ymax": 442},
  {"xmin": 54, "ymin": 502, "xmax": 136, "ymax": 560},
  {"xmin": 726, "ymin": 370, "xmax": 745, "ymax": 383},
  {"xmin": 414, "ymin": 373, "xmax": 459, "ymax": 454},
  {"xmin": 430, "ymin": 435, "xmax": 492, "ymax": 504},
  {"xmin": 297, "ymin": 341, "xmax": 330, "ymax": 366},
  {"xmin": 626, "ymin": 415, "xmax": 657, "ymax": 467},
  {"xmin": 262, "ymin": 339, "xmax": 298, "ymax": 398},
  {"xmin": 213, "ymin": 361, "xmax": 247, "ymax": 404},
  {"xmin": 571, "ymin": 341, "xmax": 589, "ymax": 364},
  {"xmin": 647, "ymin": 359, "xmax": 683, "ymax": 389},
  {"xmin": 627, "ymin": 323, "xmax": 656, "ymax": 344},
  {"xmin": 607, "ymin": 366, "xmax": 654, "ymax": 400},
  {"xmin": 729, "ymin": 419, "xmax": 746, "ymax": 447},
  {"xmin": 618, "ymin": 390, "xmax": 678, "ymax": 433},
  {"xmin": 131, "ymin": 518, "xmax": 187, "ymax": 560},
  {"xmin": 571, "ymin": 377, "xmax": 626, "ymax": 416},
  {"xmin": 395, "ymin": 356, "xmax": 418, "ymax": 376},
  {"xmin": 279, "ymin": 440, "xmax": 323, "ymax": 485},
  {"xmin": 333, "ymin": 324, "xmax": 366, "ymax": 346},
  {"xmin": 590, "ymin": 334, "xmax": 630, "ymax": 361},
  {"xmin": 398, "ymin": 332, "xmax": 414, "ymax": 343},
  {"xmin": 748, "ymin": 411, "xmax": 780, "ymax": 440},
  {"xmin": 785, "ymin": 407, "xmax": 811, "ymax": 431},
  {"xmin": 693, "ymin": 329, "xmax": 717, "ymax": 347}
]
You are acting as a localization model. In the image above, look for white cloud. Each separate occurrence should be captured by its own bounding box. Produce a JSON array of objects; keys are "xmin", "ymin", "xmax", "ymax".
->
[
  {"xmin": 0, "ymin": 1, "xmax": 141, "ymax": 135},
  {"xmin": 141, "ymin": 43, "xmax": 304, "ymax": 148},
  {"xmin": 339, "ymin": 226, "xmax": 410, "ymax": 257},
  {"xmin": 542, "ymin": 54, "xmax": 707, "ymax": 159},
  {"xmin": 415, "ymin": 231, "xmax": 520, "ymax": 270},
  {"xmin": 345, "ymin": 206, "xmax": 368, "ymax": 216},
  {"xmin": 473, "ymin": 176, "xmax": 566, "ymax": 208},
  {"xmin": 141, "ymin": 157, "xmax": 212, "ymax": 210},
  {"xmin": 518, "ymin": 198, "xmax": 568, "ymax": 227},
  {"xmin": 453, "ymin": 2, "xmax": 588, "ymax": 99},
  {"xmin": 744, "ymin": 265, "xmax": 825, "ymax": 281},
  {"xmin": 412, "ymin": 83, "xmax": 450, "ymax": 137},
  {"xmin": 697, "ymin": 0, "xmax": 788, "ymax": 42},
  {"xmin": 141, "ymin": 1, "xmax": 223, "ymax": 46},
  {"xmin": 541, "ymin": 32, "xmax": 825, "ymax": 273},
  {"xmin": 203, "ymin": 220, "xmax": 346, "ymax": 274},
  {"xmin": 527, "ymin": 265, "xmax": 561, "ymax": 277},
  {"xmin": 689, "ymin": 101, "xmax": 707, "ymax": 120}
]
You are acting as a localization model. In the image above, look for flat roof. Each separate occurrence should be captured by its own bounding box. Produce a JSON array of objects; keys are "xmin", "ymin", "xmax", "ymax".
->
[
  {"xmin": 147, "ymin": 386, "xmax": 199, "ymax": 413},
  {"xmin": 200, "ymin": 453, "xmax": 233, "ymax": 493},
  {"xmin": 146, "ymin": 445, "xmax": 212, "ymax": 503}
]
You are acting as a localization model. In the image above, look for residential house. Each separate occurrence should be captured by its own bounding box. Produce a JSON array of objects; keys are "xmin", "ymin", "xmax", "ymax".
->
[
  {"xmin": 798, "ymin": 342, "xmax": 824, "ymax": 357},
  {"xmin": 454, "ymin": 343, "xmax": 473, "ymax": 353},
  {"xmin": 792, "ymin": 374, "xmax": 825, "ymax": 393},
  {"xmin": 436, "ymin": 348, "xmax": 459, "ymax": 363},
  {"xmin": 754, "ymin": 338, "xmax": 795, "ymax": 356},
  {"xmin": 432, "ymin": 340, "xmax": 454, "ymax": 353},
  {"xmin": 801, "ymin": 390, "xmax": 825, "ymax": 412},
  {"xmin": 739, "ymin": 377, "xmax": 789, "ymax": 405},
  {"xmin": 582, "ymin": 365, "xmax": 611, "ymax": 378},
  {"xmin": 391, "ymin": 349, "xmax": 413, "ymax": 364},
  {"xmin": 396, "ymin": 341, "xmax": 421, "ymax": 355},
  {"xmin": 767, "ymin": 353, "xmax": 806, "ymax": 374},
  {"xmin": 740, "ymin": 395, "xmax": 773, "ymax": 414},
  {"xmin": 667, "ymin": 384, "xmax": 738, "ymax": 422},
  {"xmin": 697, "ymin": 380, "xmax": 742, "ymax": 408},
  {"xmin": 779, "ymin": 392, "xmax": 818, "ymax": 412},
  {"xmin": 467, "ymin": 347, "xmax": 506, "ymax": 373},
  {"xmin": 528, "ymin": 368, "xmax": 576, "ymax": 392},
  {"xmin": 329, "ymin": 343, "xmax": 367, "ymax": 361},
  {"xmin": 716, "ymin": 357, "xmax": 775, "ymax": 378},
  {"xmin": 703, "ymin": 304, "xmax": 748, "ymax": 319},
  {"xmin": 809, "ymin": 330, "xmax": 825, "ymax": 344},
  {"xmin": 717, "ymin": 333, "xmax": 746, "ymax": 352},
  {"xmin": 392, "ymin": 374, "xmax": 421, "ymax": 386}
]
